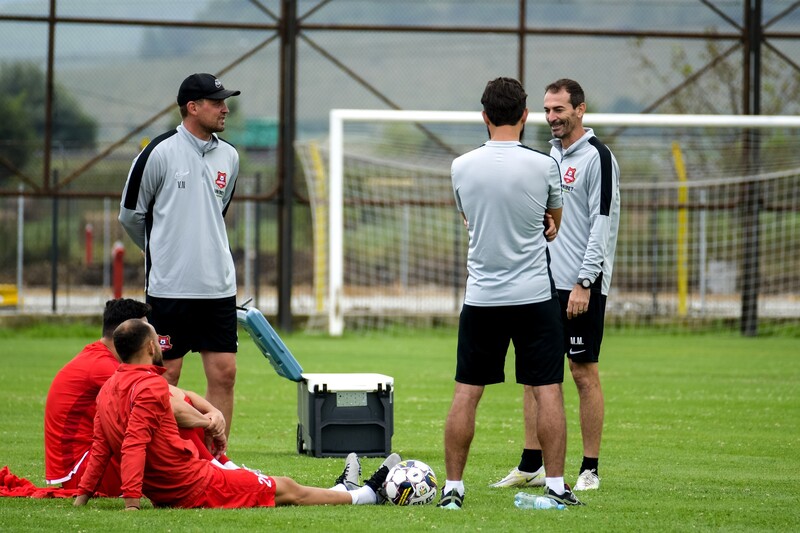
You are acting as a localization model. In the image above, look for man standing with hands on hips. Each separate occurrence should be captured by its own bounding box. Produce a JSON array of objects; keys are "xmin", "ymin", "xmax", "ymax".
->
[
  {"xmin": 119, "ymin": 73, "xmax": 241, "ymax": 438},
  {"xmin": 492, "ymin": 78, "xmax": 621, "ymax": 492}
]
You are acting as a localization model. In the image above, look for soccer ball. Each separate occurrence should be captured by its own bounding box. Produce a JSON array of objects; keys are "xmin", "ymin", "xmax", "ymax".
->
[{"xmin": 382, "ymin": 460, "xmax": 438, "ymax": 506}]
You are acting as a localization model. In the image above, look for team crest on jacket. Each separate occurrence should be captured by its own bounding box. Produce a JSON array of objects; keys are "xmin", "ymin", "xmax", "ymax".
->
[
  {"xmin": 158, "ymin": 335, "xmax": 172, "ymax": 351},
  {"xmin": 215, "ymin": 172, "xmax": 227, "ymax": 189},
  {"xmin": 563, "ymin": 167, "xmax": 577, "ymax": 184}
]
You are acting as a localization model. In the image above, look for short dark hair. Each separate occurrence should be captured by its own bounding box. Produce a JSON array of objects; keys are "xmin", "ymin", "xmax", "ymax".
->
[
  {"xmin": 544, "ymin": 78, "xmax": 585, "ymax": 109},
  {"xmin": 481, "ymin": 77, "xmax": 527, "ymax": 127},
  {"xmin": 112, "ymin": 318, "xmax": 153, "ymax": 363},
  {"xmin": 102, "ymin": 299, "xmax": 151, "ymax": 339}
]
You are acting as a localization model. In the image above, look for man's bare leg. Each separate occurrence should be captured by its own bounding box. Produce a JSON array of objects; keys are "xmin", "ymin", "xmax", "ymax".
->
[
  {"xmin": 443, "ymin": 382, "xmax": 484, "ymax": 481},
  {"xmin": 273, "ymin": 477, "xmax": 356, "ymax": 506},
  {"xmin": 569, "ymin": 360, "xmax": 603, "ymax": 460},
  {"xmin": 162, "ymin": 357, "xmax": 184, "ymax": 386},
  {"xmin": 531, "ymin": 383, "xmax": 566, "ymax": 479},
  {"xmin": 201, "ymin": 351, "xmax": 237, "ymax": 438}
]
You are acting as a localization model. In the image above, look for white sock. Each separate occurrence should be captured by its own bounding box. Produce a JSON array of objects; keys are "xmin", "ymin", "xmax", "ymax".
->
[
  {"xmin": 545, "ymin": 477, "xmax": 565, "ymax": 495},
  {"xmin": 350, "ymin": 485, "xmax": 377, "ymax": 505},
  {"xmin": 211, "ymin": 458, "xmax": 225, "ymax": 468},
  {"xmin": 222, "ymin": 460, "xmax": 239, "ymax": 470},
  {"xmin": 330, "ymin": 483, "xmax": 348, "ymax": 492},
  {"xmin": 443, "ymin": 480, "xmax": 465, "ymax": 497}
]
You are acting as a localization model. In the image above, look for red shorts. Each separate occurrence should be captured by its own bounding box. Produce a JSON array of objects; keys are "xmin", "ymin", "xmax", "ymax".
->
[
  {"xmin": 178, "ymin": 426, "xmax": 230, "ymax": 464},
  {"xmin": 60, "ymin": 452, "xmax": 122, "ymax": 497},
  {"xmin": 187, "ymin": 467, "xmax": 276, "ymax": 508}
]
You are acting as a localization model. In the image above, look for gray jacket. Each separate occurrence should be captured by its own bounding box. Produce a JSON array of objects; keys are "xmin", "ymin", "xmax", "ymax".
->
[
  {"xmin": 549, "ymin": 128, "xmax": 620, "ymax": 296},
  {"xmin": 119, "ymin": 124, "xmax": 239, "ymax": 299}
]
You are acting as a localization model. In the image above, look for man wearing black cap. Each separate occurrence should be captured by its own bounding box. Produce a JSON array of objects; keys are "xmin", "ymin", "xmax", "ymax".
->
[{"xmin": 119, "ymin": 73, "xmax": 242, "ymax": 439}]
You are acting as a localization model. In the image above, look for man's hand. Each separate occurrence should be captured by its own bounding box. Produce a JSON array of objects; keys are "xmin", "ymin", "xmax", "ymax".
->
[
  {"xmin": 204, "ymin": 409, "xmax": 226, "ymax": 438},
  {"xmin": 206, "ymin": 432, "xmax": 228, "ymax": 459},
  {"xmin": 73, "ymin": 494, "xmax": 89, "ymax": 507},
  {"xmin": 543, "ymin": 213, "xmax": 557, "ymax": 242},
  {"xmin": 566, "ymin": 285, "xmax": 591, "ymax": 319},
  {"xmin": 204, "ymin": 409, "xmax": 228, "ymax": 458}
]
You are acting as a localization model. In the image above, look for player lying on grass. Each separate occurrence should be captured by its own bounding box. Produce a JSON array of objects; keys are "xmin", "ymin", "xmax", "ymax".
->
[
  {"xmin": 45, "ymin": 298, "xmax": 236, "ymax": 497},
  {"xmin": 74, "ymin": 318, "xmax": 399, "ymax": 509}
]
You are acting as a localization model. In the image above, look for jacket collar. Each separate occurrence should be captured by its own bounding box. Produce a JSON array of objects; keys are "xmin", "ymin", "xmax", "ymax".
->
[
  {"xmin": 117, "ymin": 363, "xmax": 168, "ymax": 376},
  {"xmin": 177, "ymin": 123, "xmax": 219, "ymax": 155},
  {"xmin": 549, "ymin": 127, "xmax": 595, "ymax": 156}
]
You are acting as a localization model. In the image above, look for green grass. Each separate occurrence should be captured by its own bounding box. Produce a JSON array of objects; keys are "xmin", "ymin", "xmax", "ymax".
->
[{"xmin": 0, "ymin": 326, "xmax": 798, "ymax": 532}]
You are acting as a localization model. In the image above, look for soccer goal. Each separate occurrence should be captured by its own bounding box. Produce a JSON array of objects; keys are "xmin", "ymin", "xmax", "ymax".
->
[{"xmin": 296, "ymin": 110, "xmax": 800, "ymax": 336}]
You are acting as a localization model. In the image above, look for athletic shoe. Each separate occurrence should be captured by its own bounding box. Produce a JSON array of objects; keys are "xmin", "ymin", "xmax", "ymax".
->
[
  {"xmin": 240, "ymin": 464, "xmax": 262, "ymax": 476},
  {"xmin": 437, "ymin": 489, "xmax": 465, "ymax": 510},
  {"xmin": 334, "ymin": 452, "xmax": 362, "ymax": 490},
  {"xmin": 544, "ymin": 484, "xmax": 584, "ymax": 506},
  {"xmin": 489, "ymin": 466, "xmax": 545, "ymax": 488},
  {"xmin": 364, "ymin": 453, "xmax": 402, "ymax": 503},
  {"xmin": 574, "ymin": 469, "xmax": 600, "ymax": 491}
]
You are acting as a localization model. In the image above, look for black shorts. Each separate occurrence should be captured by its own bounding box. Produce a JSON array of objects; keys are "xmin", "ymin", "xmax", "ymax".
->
[
  {"xmin": 146, "ymin": 296, "xmax": 238, "ymax": 360},
  {"xmin": 558, "ymin": 289, "xmax": 607, "ymax": 363},
  {"xmin": 456, "ymin": 300, "xmax": 564, "ymax": 387}
]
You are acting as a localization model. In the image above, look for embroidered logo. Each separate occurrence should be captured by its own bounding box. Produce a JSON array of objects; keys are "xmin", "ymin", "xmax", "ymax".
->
[
  {"xmin": 174, "ymin": 170, "xmax": 188, "ymax": 189},
  {"xmin": 158, "ymin": 335, "xmax": 172, "ymax": 351},
  {"xmin": 563, "ymin": 167, "xmax": 577, "ymax": 184},
  {"xmin": 215, "ymin": 172, "xmax": 227, "ymax": 189}
]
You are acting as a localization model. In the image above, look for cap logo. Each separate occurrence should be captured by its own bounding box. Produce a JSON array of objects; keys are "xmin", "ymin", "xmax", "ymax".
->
[{"xmin": 214, "ymin": 78, "xmax": 222, "ymax": 89}]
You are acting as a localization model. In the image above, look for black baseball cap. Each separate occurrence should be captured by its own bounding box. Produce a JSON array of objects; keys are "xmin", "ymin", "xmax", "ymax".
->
[{"xmin": 177, "ymin": 73, "xmax": 241, "ymax": 106}]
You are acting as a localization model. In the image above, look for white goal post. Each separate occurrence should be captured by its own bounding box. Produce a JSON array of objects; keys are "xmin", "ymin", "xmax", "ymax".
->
[{"xmin": 318, "ymin": 109, "xmax": 800, "ymax": 336}]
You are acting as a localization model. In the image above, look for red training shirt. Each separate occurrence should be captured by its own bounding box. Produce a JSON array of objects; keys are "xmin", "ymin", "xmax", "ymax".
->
[
  {"xmin": 44, "ymin": 341, "xmax": 119, "ymax": 484},
  {"xmin": 78, "ymin": 364, "xmax": 214, "ymax": 507}
]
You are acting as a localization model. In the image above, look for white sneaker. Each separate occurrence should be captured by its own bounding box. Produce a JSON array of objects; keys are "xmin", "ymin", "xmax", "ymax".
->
[
  {"xmin": 489, "ymin": 466, "xmax": 545, "ymax": 488},
  {"xmin": 574, "ymin": 469, "xmax": 600, "ymax": 490},
  {"xmin": 333, "ymin": 452, "xmax": 362, "ymax": 490},
  {"xmin": 366, "ymin": 453, "xmax": 402, "ymax": 504}
]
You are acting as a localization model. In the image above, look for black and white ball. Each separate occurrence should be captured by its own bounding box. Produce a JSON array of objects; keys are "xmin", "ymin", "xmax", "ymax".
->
[{"xmin": 382, "ymin": 460, "xmax": 438, "ymax": 505}]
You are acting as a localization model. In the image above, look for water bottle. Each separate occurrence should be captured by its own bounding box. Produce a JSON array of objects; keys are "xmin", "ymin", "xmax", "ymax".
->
[{"xmin": 514, "ymin": 492, "xmax": 566, "ymax": 510}]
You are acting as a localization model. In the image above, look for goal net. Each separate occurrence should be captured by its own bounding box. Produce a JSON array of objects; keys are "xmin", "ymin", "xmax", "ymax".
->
[{"xmin": 297, "ymin": 110, "xmax": 800, "ymax": 336}]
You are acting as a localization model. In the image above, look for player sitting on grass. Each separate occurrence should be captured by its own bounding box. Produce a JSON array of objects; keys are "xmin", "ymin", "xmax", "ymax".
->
[
  {"xmin": 45, "ymin": 298, "xmax": 235, "ymax": 497},
  {"xmin": 74, "ymin": 318, "xmax": 399, "ymax": 509}
]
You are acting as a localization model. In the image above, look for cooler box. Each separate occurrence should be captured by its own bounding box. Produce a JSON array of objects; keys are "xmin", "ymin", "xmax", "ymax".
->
[
  {"xmin": 237, "ymin": 307, "xmax": 394, "ymax": 458},
  {"xmin": 296, "ymin": 372, "xmax": 394, "ymax": 458}
]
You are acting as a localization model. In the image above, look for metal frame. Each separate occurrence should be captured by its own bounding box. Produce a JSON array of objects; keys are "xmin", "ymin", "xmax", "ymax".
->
[{"xmin": 1, "ymin": 0, "xmax": 797, "ymax": 332}]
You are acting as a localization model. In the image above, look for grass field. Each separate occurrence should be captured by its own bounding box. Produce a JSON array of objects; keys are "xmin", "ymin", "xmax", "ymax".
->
[{"xmin": 0, "ymin": 324, "xmax": 798, "ymax": 532}]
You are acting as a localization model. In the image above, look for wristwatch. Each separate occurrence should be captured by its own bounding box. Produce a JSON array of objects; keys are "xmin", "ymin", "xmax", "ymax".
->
[{"xmin": 578, "ymin": 277, "xmax": 592, "ymax": 289}]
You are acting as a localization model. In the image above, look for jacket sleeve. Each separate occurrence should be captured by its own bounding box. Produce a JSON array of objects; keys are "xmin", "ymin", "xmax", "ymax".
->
[
  {"xmin": 580, "ymin": 154, "xmax": 619, "ymax": 282},
  {"xmin": 119, "ymin": 376, "xmax": 171, "ymax": 499},
  {"xmin": 119, "ymin": 147, "xmax": 165, "ymax": 250},
  {"xmin": 221, "ymin": 150, "xmax": 239, "ymax": 218},
  {"xmin": 547, "ymin": 157, "xmax": 563, "ymax": 210},
  {"xmin": 77, "ymin": 410, "xmax": 113, "ymax": 496}
]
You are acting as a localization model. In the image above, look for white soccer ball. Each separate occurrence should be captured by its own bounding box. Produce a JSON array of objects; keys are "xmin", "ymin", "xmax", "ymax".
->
[{"xmin": 382, "ymin": 459, "xmax": 438, "ymax": 506}]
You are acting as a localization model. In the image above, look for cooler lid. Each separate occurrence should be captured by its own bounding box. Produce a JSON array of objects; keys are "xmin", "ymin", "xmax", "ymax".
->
[{"xmin": 301, "ymin": 372, "xmax": 394, "ymax": 392}]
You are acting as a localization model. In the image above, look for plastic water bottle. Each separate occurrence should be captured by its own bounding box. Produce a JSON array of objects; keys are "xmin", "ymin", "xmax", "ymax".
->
[{"xmin": 514, "ymin": 492, "xmax": 566, "ymax": 510}]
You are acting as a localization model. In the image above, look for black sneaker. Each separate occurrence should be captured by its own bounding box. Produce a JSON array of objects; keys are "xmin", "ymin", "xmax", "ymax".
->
[
  {"xmin": 364, "ymin": 453, "xmax": 401, "ymax": 503},
  {"xmin": 544, "ymin": 483, "xmax": 584, "ymax": 506},
  {"xmin": 334, "ymin": 452, "xmax": 361, "ymax": 490},
  {"xmin": 437, "ymin": 488, "xmax": 464, "ymax": 510}
]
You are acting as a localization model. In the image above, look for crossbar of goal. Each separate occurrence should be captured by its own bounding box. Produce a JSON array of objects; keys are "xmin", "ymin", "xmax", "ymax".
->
[{"xmin": 327, "ymin": 109, "xmax": 800, "ymax": 335}]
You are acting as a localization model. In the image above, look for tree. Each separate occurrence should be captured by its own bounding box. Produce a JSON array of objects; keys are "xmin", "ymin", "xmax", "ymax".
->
[
  {"xmin": 0, "ymin": 62, "xmax": 98, "ymax": 150},
  {"xmin": 0, "ymin": 62, "xmax": 98, "ymax": 186},
  {"xmin": 0, "ymin": 92, "xmax": 36, "ymax": 181},
  {"xmin": 632, "ymin": 39, "xmax": 800, "ymax": 116}
]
